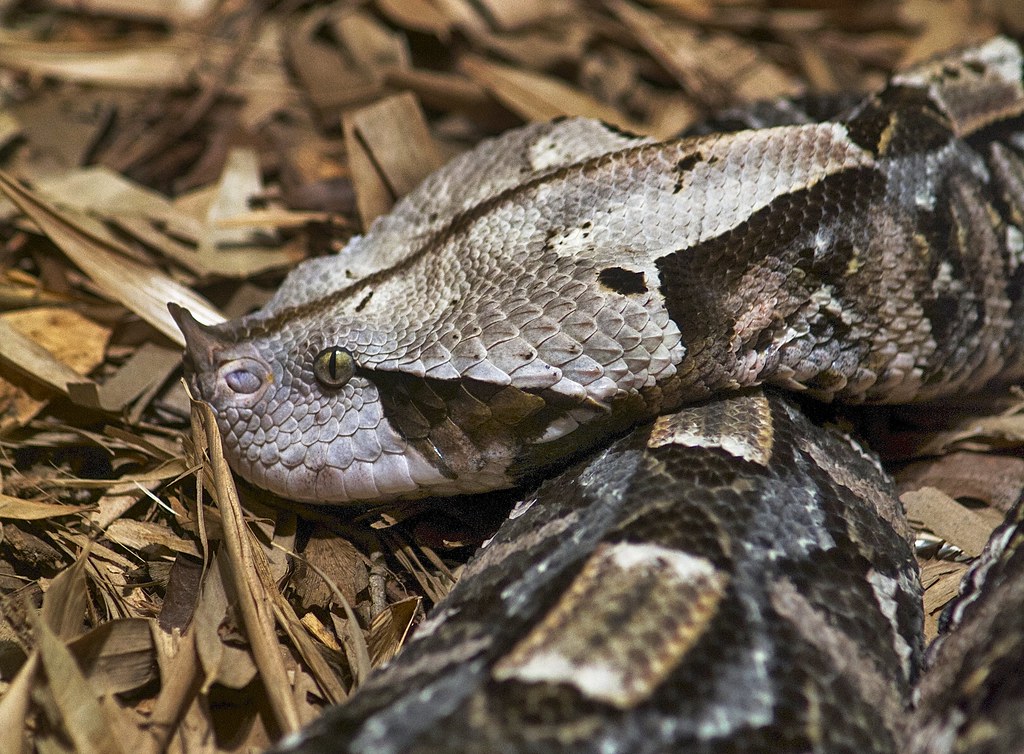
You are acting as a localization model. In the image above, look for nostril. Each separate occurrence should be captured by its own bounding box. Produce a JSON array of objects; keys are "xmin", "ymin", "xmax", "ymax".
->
[{"xmin": 225, "ymin": 369, "xmax": 263, "ymax": 394}]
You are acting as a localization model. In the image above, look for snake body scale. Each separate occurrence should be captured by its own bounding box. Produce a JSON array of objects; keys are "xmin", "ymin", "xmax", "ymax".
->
[{"xmin": 168, "ymin": 37, "xmax": 1024, "ymax": 753}]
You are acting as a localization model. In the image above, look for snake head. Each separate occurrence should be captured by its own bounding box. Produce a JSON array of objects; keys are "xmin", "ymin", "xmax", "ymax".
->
[{"xmin": 168, "ymin": 302, "xmax": 519, "ymax": 504}]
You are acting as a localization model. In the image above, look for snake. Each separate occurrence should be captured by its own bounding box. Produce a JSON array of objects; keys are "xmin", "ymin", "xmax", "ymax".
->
[{"xmin": 169, "ymin": 37, "xmax": 1024, "ymax": 753}]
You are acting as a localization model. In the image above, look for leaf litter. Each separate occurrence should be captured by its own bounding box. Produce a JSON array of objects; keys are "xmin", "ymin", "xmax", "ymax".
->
[{"xmin": 0, "ymin": 1, "xmax": 1019, "ymax": 751}]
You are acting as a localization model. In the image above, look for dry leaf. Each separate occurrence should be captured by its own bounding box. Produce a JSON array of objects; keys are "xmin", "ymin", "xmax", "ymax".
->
[
  {"xmin": 45, "ymin": 0, "xmax": 217, "ymax": 24},
  {"xmin": 0, "ymin": 318, "xmax": 97, "ymax": 396},
  {"xmin": 375, "ymin": 0, "xmax": 454, "ymax": 37},
  {"xmin": 901, "ymin": 487, "xmax": 998, "ymax": 558},
  {"xmin": 105, "ymin": 519, "xmax": 199, "ymax": 556},
  {"xmin": 0, "ymin": 495, "xmax": 91, "ymax": 521},
  {"xmin": 366, "ymin": 596, "xmax": 420, "ymax": 667},
  {"xmin": 0, "ymin": 652, "xmax": 38, "ymax": 754},
  {"xmin": 68, "ymin": 618, "xmax": 157, "ymax": 695},
  {"xmin": 459, "ymin": 53, "xmax": 649, "ymax": 135},
  {"xmin": 201, "ymin": 148, "xmax": 273, "ymax": 251},
  {"xmin": 919, "ymin": 558, "xmax": 970, "ymax": 642},
  {"xmin": 293, "ymin": 527, "xmax": 370, "ymax": 611},
  {"xmin": 0, "ymin": 172, "xmax": 225, "ymax": 345},
  {"xmin": 33, "ymin": 613, "xmax": 132, "ymax": 754},
  {"xmin": 897, "ymin": 451, "xmax": 1024, "ymax": 513},
  {"xmin": 190, "ymin": 398, "xmax": 301, "ymax": 732}
]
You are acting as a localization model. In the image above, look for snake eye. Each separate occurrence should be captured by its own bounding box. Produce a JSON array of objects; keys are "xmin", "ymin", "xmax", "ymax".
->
[
  {"xmin": 314, "ymin": 347, "xmax": 355, "ymax": 388},
  {"xmin": 224, "ymin": 368, "xmax": 263, "ymax": 394}
]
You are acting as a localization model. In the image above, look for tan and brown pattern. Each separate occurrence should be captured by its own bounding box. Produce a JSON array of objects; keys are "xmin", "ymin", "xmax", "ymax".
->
[
  {"xmin": 169, "ymin": 37, "xmax": 1024, "ymax": 754},
  {"xmin": 171, "ymin": 37, "xmax": 1024, "ymax": 506},
  {"xmin": 491, "ymin": 540, "xmax": 729, "ymax": 709}
]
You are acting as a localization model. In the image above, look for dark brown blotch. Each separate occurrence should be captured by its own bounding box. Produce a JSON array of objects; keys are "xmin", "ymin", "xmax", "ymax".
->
[
  {"xmin": 844, "ymin": 86, "xmax": 954, "ymax": 156},
  {"xmin": 598, "ymin": 266, "xmax": 648, "ymax": 295},
  {"xmin": 673, "ymin": 152, "xmax": 704, "ymax": 193}
]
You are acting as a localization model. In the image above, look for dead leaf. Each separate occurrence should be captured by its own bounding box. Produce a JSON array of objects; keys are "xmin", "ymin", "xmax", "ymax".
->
[
  {"xmin": 0, "ymin": 317, "xmax": 96, "ymax": 396},
  {"xmin": 293, "ymin": 528, "xmax": 370, "ymax": 611},
  {"xmin": 897, "ymin": 451, "xmax": 1024, "ymax": 513},
  {"xmin": 190, "ymin": 398, "xmax": 301, "ymax": 732},
  {"xmin": 0, "ymin": 37, "xmax": 196, "ymax": 89},
  {"xmin": 459, "ymin": 53, "xmax": 649, "ymax": 135},
  {"xmin": 0, "ymin": 494, "xmax": 91, "ymax": 521},
  {"xmin": 920, "ymin": 558, "xmax": 970, "ymax": 642},
  {"xmin": 0, "ymin": 171, "xmax": 225, "ymax": 345},
  {"xmin": 367, "ymin": 596, "xmax": 420, "ymax": 667},
  {"xmin": 45, "ymin": 0, "xmax": 217, "ymax": 25},
  {"xmin": 33, "ymin": 612, "xmax": 132, "ymax": 754},
  {"xmin": 0, "ymin": 651, "xmax": 37, "ymax": 754},
  {"xmin": 40, "ymin": 547, "xmax": 89, "ymax": 641},
  {"xmin": 902, "ymin": 486, "xmax": 998, "ymax": 558},
  {"xmin": 69, "ymin": 618, "xmax": 157, "ymax": 695}
]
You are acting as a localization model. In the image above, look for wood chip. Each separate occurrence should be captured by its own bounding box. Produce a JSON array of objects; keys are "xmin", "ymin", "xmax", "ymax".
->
[
  {"xmin": 459, "ymin": 53, "xmax": 649, "ymax": 134},
  {"xmin": 344, "ymin": 92, "xmax": 444, "ymax": 228}
]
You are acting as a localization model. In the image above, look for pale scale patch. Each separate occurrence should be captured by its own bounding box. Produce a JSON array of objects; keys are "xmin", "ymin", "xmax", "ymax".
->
[
  {"xmin": 493, "ymin": 541, "xmax": 727, "ymax": 708},
  {"xmin": 526, "ymin": 119, "xmax": 653, "ymax": 173},
  {"xmin": 1006, "ymin": 225, "xmax": 1024, "ymax": 274},
  {"xmin": 607, "ymin": 541, "xmax": 719, "ymax": 580},
  {"xmin": 648, "ymin": 392, "xmax": 774, "ymax": 467}
]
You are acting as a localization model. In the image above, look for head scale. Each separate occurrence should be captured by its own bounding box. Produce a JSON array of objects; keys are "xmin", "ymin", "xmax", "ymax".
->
[{"xmin": 168, "ymin": 303, "xmax": 521, "ymax": 503}]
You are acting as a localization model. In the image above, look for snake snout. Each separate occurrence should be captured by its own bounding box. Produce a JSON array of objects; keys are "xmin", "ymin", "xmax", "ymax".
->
[{"xmin": 168, "ymin": 303, "xmax": 232, "ymax": 376}]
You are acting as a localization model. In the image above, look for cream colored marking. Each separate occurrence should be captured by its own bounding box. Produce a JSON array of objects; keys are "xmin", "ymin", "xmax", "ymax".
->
[
  {"xmin": 648, "ymin": 392, "xmax": 774, "ymax": 466},
  {"xmin": 868, "ymin": 568, "xmax": 916, "ymax": 681},
  {"xmin": 493, "ymin": 541, "xmax": 727, "ymax": 708}
]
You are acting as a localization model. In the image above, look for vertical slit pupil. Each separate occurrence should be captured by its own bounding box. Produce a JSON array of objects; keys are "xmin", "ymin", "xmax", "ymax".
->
[{"xmin": 328, "ymin": 348, "xmax": 338, "ymax": 379}]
